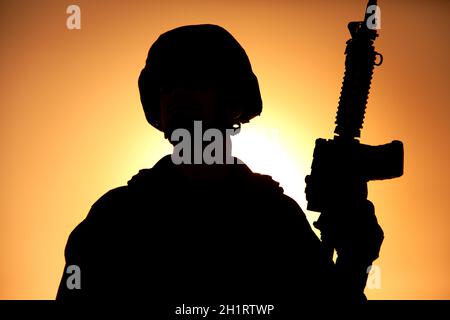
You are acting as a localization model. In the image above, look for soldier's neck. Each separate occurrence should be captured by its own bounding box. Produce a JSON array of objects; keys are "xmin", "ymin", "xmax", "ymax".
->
[
  {"xmin": 171, "ymin": 143, "xmax": 233, "ymax": 182},
  {"xmin": 175, "ymin": 163, "xmax": 230, "ymax": 182}
]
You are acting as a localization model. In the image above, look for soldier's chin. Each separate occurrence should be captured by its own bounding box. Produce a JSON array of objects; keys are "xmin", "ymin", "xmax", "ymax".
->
[
  {"xmin": 164, "ymin": 120, "xmax": 226, "ymax": 143},
  {"xmin": 164, "ymin": 123, "xmax": 195, "ymax": 144}
]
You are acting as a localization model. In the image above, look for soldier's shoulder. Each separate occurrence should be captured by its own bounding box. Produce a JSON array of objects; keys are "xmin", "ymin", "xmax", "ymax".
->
[
  {"xmin": 248, "ymin": 172, "xmax": 294, "ymax": 203},
  {"xmin": 248, "ymin": 171, "xmax": 308, "ymax": 216},
  {"xmin": 63, "ymin": 186, "xmax": 132, "ymax": 259},
  {"xmin": 250, "ymin": 172, "xmax": 284, "ymax": 192},
  {"xmin": 91, "ymin": 186, "xmax": 131, "ymax": 211}
]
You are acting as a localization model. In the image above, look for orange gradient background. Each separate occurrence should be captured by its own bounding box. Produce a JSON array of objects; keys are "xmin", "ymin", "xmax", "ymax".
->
[{"xmin": 0, "ymin": 0, "xmax": 449, "ymax": 299}]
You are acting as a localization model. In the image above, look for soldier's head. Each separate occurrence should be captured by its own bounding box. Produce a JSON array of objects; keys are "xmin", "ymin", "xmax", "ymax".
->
[{"xmin": 138, "ymin": 24, "xmax": 262, "ymax": 140}]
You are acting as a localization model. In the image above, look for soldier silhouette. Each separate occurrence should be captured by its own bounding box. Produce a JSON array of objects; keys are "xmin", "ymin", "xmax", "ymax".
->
[{"xmin": 57, "ymin": 24, "xmax": 384, "ymax": 310}]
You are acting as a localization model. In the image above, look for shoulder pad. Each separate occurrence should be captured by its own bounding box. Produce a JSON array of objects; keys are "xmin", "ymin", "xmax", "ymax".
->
[
  {"xmin": 250, "ymin": 173, "xmax": 285, "ymax": 195},
  {"xmin": 127, "ymin": 168, "xmax": 156, "ymax": 187},
  {"xmin": 86, "ymin": 186, "xmax": 130, "ymax": 222}
]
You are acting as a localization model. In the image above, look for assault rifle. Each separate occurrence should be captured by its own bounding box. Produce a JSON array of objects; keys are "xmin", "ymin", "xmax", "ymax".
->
[{"xmin": 306, "ymin": 0, "xmax": 404, "ymax": 260}]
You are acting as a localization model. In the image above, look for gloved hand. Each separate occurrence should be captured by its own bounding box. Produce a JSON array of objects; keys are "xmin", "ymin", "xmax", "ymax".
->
[{"xmin": 305, "ymin": 174, "xmax": 384, "ymax": 265}]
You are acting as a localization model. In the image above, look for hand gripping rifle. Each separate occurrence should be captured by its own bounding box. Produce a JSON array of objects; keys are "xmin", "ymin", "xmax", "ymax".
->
[{"xmin": 306, "ymin": 0, "xmax": 404, "ymax": 261}]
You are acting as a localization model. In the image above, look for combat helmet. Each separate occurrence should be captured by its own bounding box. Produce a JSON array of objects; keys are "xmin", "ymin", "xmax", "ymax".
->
[{"xmin": 138, "ymin": 24, "xmax": 262, "ymax": 131}]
